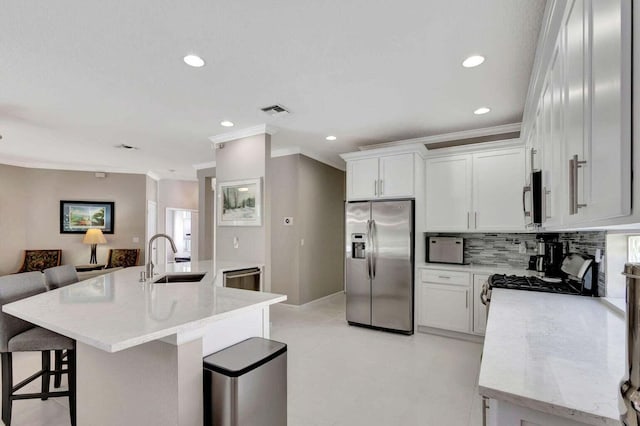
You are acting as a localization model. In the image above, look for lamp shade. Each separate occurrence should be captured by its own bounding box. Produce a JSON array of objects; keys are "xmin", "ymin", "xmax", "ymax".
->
[{"xmin": 83, "ymin": 228, "xmax": 107, "ymax": 245}]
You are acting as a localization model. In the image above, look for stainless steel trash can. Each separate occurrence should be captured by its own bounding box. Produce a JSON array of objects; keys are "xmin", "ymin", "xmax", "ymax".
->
[{"xmin": 203, "ymin": 337, "xmax": 287, "ymax": 426}]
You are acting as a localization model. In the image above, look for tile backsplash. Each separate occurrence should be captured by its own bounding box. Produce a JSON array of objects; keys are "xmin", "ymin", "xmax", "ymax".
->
[{"xmin": 424, "ymin": 231, "xmax": 606, "ymax": 295}]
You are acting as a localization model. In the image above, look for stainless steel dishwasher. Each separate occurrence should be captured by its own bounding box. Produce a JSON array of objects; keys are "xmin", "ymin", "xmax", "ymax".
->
[{"xmin": 223, "ymin": 267, "xmax": 262, "ymax": 291}]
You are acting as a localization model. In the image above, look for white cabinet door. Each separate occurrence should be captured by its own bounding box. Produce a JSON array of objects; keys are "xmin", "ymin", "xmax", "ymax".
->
[
  {"xmin": 586, "ymin": 0, "xmax": 631, "ymax": 221},
  {"xmin": 425, "ymin": 155, "xmax": 472, "ymax": 231},
  {"xmin": 418, "ymin": 283, "xmax": 470, "ymax": 333},
  {"xmin": 546, "ymin": 42, "xmax": 566, "ymax": 228},
  {"xmin": 347, "ymin": 158, "xmax": 379, "ymax": 200},
  {"xmin": 472, "ymin": 274, "xmax": 489, "ymax": 335},
  {"xmin": 379, "ymin": 153, "xmax": 415, "ymax": 198},
  {"xmin": 563, "ymin": 0, "xmax": 589, "ymax": 223},
  {"xmin": 472, "ymin": 149, "xmax": 526, "ymax": 231}
]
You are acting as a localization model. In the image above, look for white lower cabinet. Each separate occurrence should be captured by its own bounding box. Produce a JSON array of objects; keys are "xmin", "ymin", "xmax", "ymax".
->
[
  {"xmin": 472, "ymin": 274, "xmax": 489, "ymax": 335},
  {"xmin": 417, "ymin": 268, "xmax": 471, "ymax": 334},
  {"xmin": 486, "ymin": 398, "xmax": 593, "ymax": 426},
  {"xmin": 418, "ymin": 284, "xmax": 469, "ymax": 332}
]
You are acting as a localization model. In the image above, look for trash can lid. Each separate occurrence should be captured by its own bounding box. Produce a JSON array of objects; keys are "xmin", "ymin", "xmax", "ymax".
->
[{"xmin": 203, "ymin": 337, "xmax": 287, "ymax": 377}]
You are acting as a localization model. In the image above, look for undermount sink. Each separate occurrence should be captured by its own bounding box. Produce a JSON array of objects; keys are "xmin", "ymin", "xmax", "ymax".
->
[{"xmin": 153, "ymin": 273, "xmax": 207, "ymax": 284}]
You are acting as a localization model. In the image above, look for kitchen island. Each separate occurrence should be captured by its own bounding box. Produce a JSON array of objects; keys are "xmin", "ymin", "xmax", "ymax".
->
[
  {"xmin": 3, "ymin": 260, "xmax": 286, "ymax": 426},
  {"xmin": 479, "ymin": 289, "xmax": 624, "ymax": 426}
]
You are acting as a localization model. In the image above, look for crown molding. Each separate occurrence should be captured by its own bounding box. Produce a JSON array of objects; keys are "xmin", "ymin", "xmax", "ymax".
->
[
  {"xmin": 0, "ymin": 157, "xmax": 147, "ymax": 176},
  {"xmin": 358, "ymin": 123, "xmax": 522, "ymax": 150},
  {"xmin": 271, "ymin": 146, "xmax": 346, "ymax": 171},
  {"xmin": 146, "ymin": 171, "xmax": 161, "ymax": 181},
  {"xmin": 192, "ymin": 161, "xmax": 216, "ymax": 170},
  {"xmin": 208, "ymin": 124, "xmax": 279, "ymax": 145}
]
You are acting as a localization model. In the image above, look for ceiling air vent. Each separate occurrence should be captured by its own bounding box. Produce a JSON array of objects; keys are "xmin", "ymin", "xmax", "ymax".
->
[
  {"xmin": 115, "ymin": 143, "xmax": 139, "ymax": 150},
  {"xmin": 260, "ymin": 104, "xmax": 290, "ymax": 117}
]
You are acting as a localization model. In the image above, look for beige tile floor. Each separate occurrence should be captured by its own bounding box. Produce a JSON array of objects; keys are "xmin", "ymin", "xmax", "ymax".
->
[{"xmin": 2, "ymin": 292, "xmax": 484, "ymax": 425}]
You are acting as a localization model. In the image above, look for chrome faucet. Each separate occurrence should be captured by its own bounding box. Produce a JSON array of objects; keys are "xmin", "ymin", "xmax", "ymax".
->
[{"xmin": 146, "ymin": 233, "xmax": 178, "ymax": 279}]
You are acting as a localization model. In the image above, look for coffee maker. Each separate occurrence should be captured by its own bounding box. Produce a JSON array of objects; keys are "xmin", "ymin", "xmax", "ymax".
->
[{"xmin": 535, "ymin": 235, "xmax": 564, "ymax": 276}]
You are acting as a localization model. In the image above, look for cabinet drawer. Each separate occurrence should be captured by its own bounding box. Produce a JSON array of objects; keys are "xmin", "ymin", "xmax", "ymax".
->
[{"xmin": 420, "ymin": 269, "xmax": 470, "ymax": 286}]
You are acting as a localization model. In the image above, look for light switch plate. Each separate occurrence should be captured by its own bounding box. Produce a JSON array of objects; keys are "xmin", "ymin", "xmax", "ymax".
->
[
  {"xmin": 132, "ymin": 237, "xmax": 140, "ymax": 243},
  {"xmin": 283, "ymin": 217, "xmax": 294, "ymax": 226}
]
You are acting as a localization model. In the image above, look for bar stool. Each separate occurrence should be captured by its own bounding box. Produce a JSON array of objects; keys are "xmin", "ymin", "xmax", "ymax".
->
[
  {"xmin": 0, "ymin": 271, "xmax": 76, "ymax": 426},
  {"xmin": 43, "ymin": 265, "xmax": 79, "ymax": 388}
]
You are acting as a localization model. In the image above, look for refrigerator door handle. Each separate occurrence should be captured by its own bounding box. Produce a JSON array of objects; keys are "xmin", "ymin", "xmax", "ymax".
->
[
  {"xmin": 371, "ymin": 220, "xmax": 377, "ymax": 279},
  {"xmin": 366, "ymin": 219, "xmax": 373, "ymax": 279}
]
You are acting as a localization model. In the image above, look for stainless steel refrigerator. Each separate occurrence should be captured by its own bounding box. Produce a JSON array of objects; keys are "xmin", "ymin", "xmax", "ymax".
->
[{"xmin": 345, "ymin": 199, "xmax": 414, "ymax": 334}]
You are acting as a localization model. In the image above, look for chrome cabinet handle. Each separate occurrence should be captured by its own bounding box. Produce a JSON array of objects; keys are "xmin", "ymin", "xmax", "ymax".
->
[
  {"xmin": 569, "ymin": 157, "xmax": 575, "ymax": 215},
  {"xmin": 374, "ymin": 181, "xmax": 377, "ymax": 197},
  {"xmin": 544, "ymin": 187, "xmax": 552, "ymax": 220},
  {"xmin": 465, "ymin": 290, "xmax": 469, "ymax": 309},
  {"xmin": 474, "ymin": 212, "xmax": 478, "ymax": 228},
  {"xmin": 438, "ymin": 275, "xmax": 451, "ymax": 279},
  {"xmin": 467, "ymin": 212, "xmax": 470, "ymax": 229},
  {"xmin": 482, "ymin": 397, "xmax": 489, "ymax": 426},
  {"xmin": 569, "ymin": 154, "xmax": 587, "ymax": 215},
  {"xmin": 522, "ymin": 185, "xmax": 532, "ymax": 226},
  {"xmin": 380, "ymin": 179, "xmax": 384, "ymax": 196}
]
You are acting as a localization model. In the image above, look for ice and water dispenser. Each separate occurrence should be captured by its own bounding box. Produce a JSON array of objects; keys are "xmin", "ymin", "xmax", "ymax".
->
[{"xmin": 352, "ymin": 233, "xmax": 366, "ymax": 259}]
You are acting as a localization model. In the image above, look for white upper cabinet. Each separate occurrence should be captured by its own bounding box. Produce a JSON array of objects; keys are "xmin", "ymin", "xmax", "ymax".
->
[
  {"xmin": 425, "ymin": 155, "xmax": 472, "ymax": 231},
  {"xmin": 425, "ymin": 144, "xmax": 526, "ymax": 232},
  {"xmin": 347, "ymin": 158, "xmax": 379, "ymax": 200},
  {"xmin": 379, "ymin": 154, "xmax": 415, "ymax": 198},
  {"xmin": 586, "ymin": 0, "xmax": 631, "ymax": 222},
  {"xmin": 522, "ymin": 0, "xmax": 631, "ymax": 229},
  {"xmin": 342, "ymin": 145, "xmax": 427, "ymax": 201},
  {"xmin": 473, "ymin": 149, "xmax": 526, "ymax": 231}
]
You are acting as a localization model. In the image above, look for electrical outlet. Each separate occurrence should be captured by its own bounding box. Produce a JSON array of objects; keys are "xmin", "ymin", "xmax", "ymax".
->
[
  {"xmin": 132, "ymin": 237, "xmax": 140, "ymax": 243},
  {"xmin": 283, "ymin": 217, "xmax": 293, "ymax": 226},
  {"xmin": 233, "ymin": 236, "xmax": 239, "ymax": 249}
]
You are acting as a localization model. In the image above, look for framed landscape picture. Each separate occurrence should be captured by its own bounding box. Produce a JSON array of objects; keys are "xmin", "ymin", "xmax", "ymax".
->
[
  {"xmin": 217, "ymin": 178, "xmax": 262, "ymax": 226},
  {"xmin": 60, "ymin": 200, "xmax": 115, "ymax": 234}
]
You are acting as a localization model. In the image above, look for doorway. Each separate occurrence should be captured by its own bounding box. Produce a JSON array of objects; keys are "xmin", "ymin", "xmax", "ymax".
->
[{"xmin": 165, "ymin": 208, "xmax": 199, "ymax": 263}]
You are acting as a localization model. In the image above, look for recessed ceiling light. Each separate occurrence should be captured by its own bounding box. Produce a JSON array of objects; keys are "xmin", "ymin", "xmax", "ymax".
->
[
  {"xmin": 326, "ymin": 135, "xmax": 337, "ymax": 141},
  {"xmin": 183, "ymin": 54, "xmax": 205, "ymax": 68},
  {"xmin": 474, "ymin": 107, "xmax": 491, "ymax": 115},
  {"xmin": 462, "ymin": 55, "xmax": 485, "ymax": 68},
  {"xmin": 220, "ymin": 120, "xmax": 234, "ymax": 127}
]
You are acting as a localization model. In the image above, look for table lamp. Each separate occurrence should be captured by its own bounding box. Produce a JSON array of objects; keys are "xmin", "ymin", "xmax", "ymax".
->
[{"xmin": 83, "ymin": 228, "xmax": 107, "ymax": 264}]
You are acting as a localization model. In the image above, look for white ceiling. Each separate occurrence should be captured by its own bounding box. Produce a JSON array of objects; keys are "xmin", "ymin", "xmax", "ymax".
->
[{"xmin": 0, "ymin": 1, "xmax": 546, "ymax": 180}]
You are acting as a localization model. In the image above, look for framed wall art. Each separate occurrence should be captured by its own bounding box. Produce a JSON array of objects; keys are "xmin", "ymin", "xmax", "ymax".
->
[
  {"xmin": 60, "ymin": 200, "xmax": 115, "ymax": 234},
  {"xmin": 217, "ymin": 178, "xmax": 262, "ymax": 226}
]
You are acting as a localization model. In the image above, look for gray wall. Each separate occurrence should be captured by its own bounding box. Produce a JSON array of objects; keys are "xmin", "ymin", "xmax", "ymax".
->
[
  {"xmin": 297, "ymin": 155, "xmax": 345, "ymax": 304},
  {"xmin": 270, "ymin": 155, "xmax": 301, "ymax": 303},
  {"xmin": 0, "ymin": 164, "xmax": 147, "ymax": 274},
  {"xmin": 0, "ymin": 164, "xmax": 28, "ymax": 274},
  {"xmin": 215, "ymin": 134, "xmax": 271, "ymax": 289},
  {"xmin": 197, "ymin": 167, "xmax": 215, "ymax": 261},
  {"xmin": 270, "ymin": 154, "xmax": 345, "ymax": 305}
]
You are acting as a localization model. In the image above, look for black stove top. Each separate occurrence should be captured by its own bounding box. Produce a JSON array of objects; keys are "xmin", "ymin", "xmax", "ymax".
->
[{"xmin": 488, "ymin": 274, "xmax": 583, "ymax": 295}]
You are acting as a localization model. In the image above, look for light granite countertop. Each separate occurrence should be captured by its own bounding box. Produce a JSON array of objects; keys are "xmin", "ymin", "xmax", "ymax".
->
[
  {"xmin": 3, "ymin": 260, "xmax": 285, "ymax": 353},
  {"xmin": 479, "ymin": 289, "xmax": 624, "ymax": 425}
]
